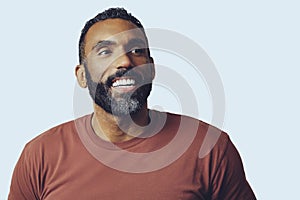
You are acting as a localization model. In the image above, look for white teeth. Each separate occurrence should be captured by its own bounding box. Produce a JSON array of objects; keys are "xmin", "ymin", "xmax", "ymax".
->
[{"xmin": 112, "ymin": 79, "xmax": 135, "ymax": 87}]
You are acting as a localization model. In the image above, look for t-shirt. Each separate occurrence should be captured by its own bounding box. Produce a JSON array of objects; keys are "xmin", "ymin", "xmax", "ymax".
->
[{"xmin": 8, "ymin": 111, "xmax": 256, "ymax": 199}]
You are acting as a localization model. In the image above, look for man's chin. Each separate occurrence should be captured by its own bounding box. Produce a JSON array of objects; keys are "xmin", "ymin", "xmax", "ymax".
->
[
  {"xmin": 88, "ymin": 80, "xmax": 151, "ymax": 117},
  {"xmin": 110, "ymin": 98, "xmax": 142, "ymax": 116},
  {"xmin": 93, "ymin": 96, "xmax": 142, "ymax": 117}
]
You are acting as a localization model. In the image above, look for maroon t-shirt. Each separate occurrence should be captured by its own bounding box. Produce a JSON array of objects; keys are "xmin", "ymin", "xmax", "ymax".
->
[{"xmin": 8, "ymin": 111, "xmax": 256, "ymax": 199}]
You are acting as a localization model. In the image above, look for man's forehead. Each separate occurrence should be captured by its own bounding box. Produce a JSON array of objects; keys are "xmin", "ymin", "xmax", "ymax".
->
[{"xmin": 84, "ymin": 19, "xmax": 146, "ymax": 53}]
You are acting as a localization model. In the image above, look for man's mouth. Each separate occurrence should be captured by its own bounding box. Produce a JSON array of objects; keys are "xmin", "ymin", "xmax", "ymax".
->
[
  {"xmin": 112, "ymin": 78, "xmax": 136, "ymax": 87},
  {"xmin": 111, "ymin": 77, "xmax": 137, "ymax": 93}
]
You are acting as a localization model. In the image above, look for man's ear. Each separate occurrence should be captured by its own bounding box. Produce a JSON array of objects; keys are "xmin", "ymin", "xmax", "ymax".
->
[
  {"xmin": 149, "ymin": 57, "xmax": 155, "ymax": 80},
  {"xmin": 75, "ymin": 64, "xmax": 87, "ymax": 88}
]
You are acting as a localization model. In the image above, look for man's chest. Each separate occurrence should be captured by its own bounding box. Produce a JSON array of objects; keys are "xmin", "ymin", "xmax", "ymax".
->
[{"xmin": 40, "ymin": 158, "xmax": 210, "ymax": 200}]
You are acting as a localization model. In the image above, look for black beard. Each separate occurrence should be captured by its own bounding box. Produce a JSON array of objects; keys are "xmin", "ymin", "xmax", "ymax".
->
[{"xmin": 84, "ymin": 66, "xmax": 152, "ymax": 116}]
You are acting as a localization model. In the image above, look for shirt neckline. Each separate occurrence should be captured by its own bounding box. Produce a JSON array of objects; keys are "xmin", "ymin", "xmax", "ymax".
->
[{"xmin": 77, "ymin": 110, "xmax": 168, "ymax": 151}]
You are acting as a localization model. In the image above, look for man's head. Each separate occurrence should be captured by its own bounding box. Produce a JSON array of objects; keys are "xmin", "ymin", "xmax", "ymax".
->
[
  {"xmin": 75, "ymin": 8, "xmax": 155, "ymax": 116},
  {"xmin": 78, "ymin": 7, "xmax": 146, "ymax": 64}
]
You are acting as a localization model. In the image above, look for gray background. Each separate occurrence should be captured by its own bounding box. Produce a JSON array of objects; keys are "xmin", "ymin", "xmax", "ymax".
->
[{"xmin": 1, "ymin": 0, "xmax": 299, "ymax": 199}]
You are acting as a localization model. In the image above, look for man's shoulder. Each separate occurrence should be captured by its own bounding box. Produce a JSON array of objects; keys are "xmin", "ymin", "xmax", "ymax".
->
[
  {"xmin": 165, "ymin": 111, "xmax": 227, "ymax": 136},
  {"xmin": 25, "ymin": 114, "xmax": 91, "ymax": 151},
  {"xmin": 163, "ymin": 111, "xmax": 230, "ymax": 155}
]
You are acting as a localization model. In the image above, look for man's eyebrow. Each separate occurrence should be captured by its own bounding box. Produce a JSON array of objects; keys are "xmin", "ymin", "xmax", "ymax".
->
[
  {"xmin": 127, "ymin": 38, "xmax": 147, "ymax": 47},
  {"xmin": 92, "ymin": 40, "xmax": 117, "ymax": 50}
]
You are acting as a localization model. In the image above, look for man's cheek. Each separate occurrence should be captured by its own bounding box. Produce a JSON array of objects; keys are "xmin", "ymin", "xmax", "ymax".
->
[{"xmin": 89, "ymin": 69, "xmax": 106, "ymax": 83}]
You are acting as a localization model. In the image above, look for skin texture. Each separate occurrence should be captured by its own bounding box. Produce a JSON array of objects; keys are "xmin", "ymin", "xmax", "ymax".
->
[{"xmin": 75, "ymin": 19, "xmax": 155, "ymax": 143}]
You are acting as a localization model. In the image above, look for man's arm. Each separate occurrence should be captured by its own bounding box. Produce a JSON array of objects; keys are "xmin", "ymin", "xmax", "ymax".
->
[
  {"xmin": 211, "ymin": 137, "xmax": 256, "ymax": 200},
  {"xmin": 8, "ymin": 144, "xmax": 40, "ymax": 200}
]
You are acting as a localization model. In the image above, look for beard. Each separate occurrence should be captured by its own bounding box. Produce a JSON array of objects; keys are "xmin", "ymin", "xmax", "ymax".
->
[{"xmin": 84, "ymin": 65, "xmax": 152, "ymax": 116}]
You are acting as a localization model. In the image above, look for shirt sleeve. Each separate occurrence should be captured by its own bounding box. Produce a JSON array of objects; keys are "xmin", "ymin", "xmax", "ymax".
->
[
  {"xmin": 211, "ymin": 136, "xmax": 256, "ymax": 200},
  {"xmin": 8, "ymin": 144, "xmax": 40, "ymax": 200}
]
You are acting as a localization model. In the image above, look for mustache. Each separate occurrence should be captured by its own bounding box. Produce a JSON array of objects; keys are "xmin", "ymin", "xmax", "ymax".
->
[{"xmin": 106, "ymin": 68, "xmax": 143, "ymax": 86}]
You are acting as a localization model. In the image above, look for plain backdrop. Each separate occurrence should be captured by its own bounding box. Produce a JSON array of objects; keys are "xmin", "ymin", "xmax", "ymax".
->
[{"xmin": 1, "ymin": 0, "xmax": 299, "ymax": 199}]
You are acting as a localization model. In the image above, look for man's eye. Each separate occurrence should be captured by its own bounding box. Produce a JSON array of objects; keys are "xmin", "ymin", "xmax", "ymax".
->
[
  {"xmin": 131, "ymin": 48, "xmax": 145, "ymax": 55},
  {"xmin": 98, "ymin": 49, "xmax": 112, "ymax": 56}
]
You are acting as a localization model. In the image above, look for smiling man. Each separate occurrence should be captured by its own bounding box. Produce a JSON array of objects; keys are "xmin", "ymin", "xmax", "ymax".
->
[
  {"xmin": 76, "ymin": 17, "xmax": 155, "ymax": 142},
  {"xmin": 8, "ymin": 8, "xmax": 256, "ymax": 200}
]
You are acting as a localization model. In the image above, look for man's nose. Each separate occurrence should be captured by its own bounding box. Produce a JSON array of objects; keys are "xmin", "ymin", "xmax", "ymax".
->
[{"xmin": 116, "ymin": 53, "xmax": 132, "ymax": 69}]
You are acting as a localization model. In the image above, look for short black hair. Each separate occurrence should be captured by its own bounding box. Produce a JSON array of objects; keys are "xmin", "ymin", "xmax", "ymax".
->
[{"xmin": 78, "ymin": 7, "xmax": 145, "ymax": 64}]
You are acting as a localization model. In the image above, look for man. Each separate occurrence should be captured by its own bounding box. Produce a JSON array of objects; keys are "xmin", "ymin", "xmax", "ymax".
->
[{"xmin": 8, "ymin": 8, "xmax": 256, "ymax": 199}]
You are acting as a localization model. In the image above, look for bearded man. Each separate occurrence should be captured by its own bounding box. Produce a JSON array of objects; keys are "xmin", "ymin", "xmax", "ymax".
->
[{"xmin": 8, "ymin": 8, "xmax": 256, "ymax": 200}]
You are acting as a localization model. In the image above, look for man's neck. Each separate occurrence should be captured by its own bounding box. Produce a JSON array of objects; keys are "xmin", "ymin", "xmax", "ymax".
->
[{"xmin": 91, "ymin": 104, "xmax": 150, "ymax": 143}]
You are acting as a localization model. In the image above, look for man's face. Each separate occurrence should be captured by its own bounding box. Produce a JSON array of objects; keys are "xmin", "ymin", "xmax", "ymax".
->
[{"xmin": 82, "ymin": 19, "xmax": 154, "ymax": 116}]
